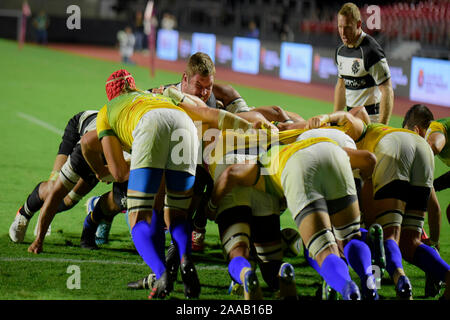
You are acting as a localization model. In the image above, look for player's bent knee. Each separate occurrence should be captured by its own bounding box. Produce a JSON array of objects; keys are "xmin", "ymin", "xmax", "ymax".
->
[
  {"xmin": 333, "ymin": 216, "xmax": 361, "ymax": 241},
  {"xmin": 164, "ymin": 190, "xmax": 193, "ymax": 213},
  {"xmin": 305, "ymin": 228, "xmax": 337, "ymax": 261},
  {"xmin": 375, "ymin": 209, "xmax": 404, "ymax": 229},
  {"xmin": 221, "ymin": 223, "xmax": 251, "ymax": 257},
  {"xmin": 229, "ymin": 241, "xmax": 250, "ymax": 260}
]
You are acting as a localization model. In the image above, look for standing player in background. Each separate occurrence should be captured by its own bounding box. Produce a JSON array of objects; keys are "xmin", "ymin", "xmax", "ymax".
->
[{"xmin": 334, "ymin": 2, "xmax": 394, "ymax": 124}]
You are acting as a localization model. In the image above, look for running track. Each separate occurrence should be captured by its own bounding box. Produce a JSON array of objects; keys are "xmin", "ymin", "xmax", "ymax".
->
[{"xmin": 49, "ymin": 43, "xmax": 450, "ymax": 119}]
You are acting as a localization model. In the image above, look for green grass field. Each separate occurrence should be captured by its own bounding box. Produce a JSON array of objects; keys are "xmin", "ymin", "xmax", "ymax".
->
[{"xmin": 0, "ymin": 38, "xmax": 449, "ymax": 301}]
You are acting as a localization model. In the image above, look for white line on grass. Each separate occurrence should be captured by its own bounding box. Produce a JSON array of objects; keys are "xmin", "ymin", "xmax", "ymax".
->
[
  {"xmin": 17, "ymin": 112, "xmax": 64, "ymax": 136},
  {"xmin": 0, "ymin": 256, "xmax": 145, "ymax": 266},
  {"xmin": 0, "ymin": 256, "xmax": 225, "ymax": 271}
]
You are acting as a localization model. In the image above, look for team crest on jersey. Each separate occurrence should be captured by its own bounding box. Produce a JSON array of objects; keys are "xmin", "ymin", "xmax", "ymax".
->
[{"xmin": 351, "ymin": 59, "xmax": 360, "ymax": 74}]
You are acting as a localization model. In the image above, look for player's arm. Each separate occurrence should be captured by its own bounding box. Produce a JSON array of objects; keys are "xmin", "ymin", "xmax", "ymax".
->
[
  {"xmin": 207, "ymin": 163, "xmax": 259, "ymax": 220},
  {"xmin": 80, "ymin": 130, "xmax": 113, "ymax": 182},
  {"xmin": 426, "ymin": 132, "xmax": 446, "ymax": 156},
  {"xmin": 378, "ymin": 78, "xmax": 394, "ymax": 125},
  {"xmin": 212, "ymin": 83, "xmax": 241, "ymax": 108},
  {"xmin": 342, "ymin": 148, "xmax": 376, "ymax": 180},
  {"xmin": 95, "ymin": 106, "xmax": 129, "ymax": 182},
  {"xmin": 232, "ymin": 109, "xmax": 279, "ymax": 131},
  {"xmin": 307, "ymin": 111, "xmax": 365, "ymax": 141},
  {"xmin": 334, "ymin": 77, "xmax": 346, "ymax": 112},
  {"xmin": 100, "ymin": 135, "xmax": 129, "ymax": 183},
  {"xmin": 251, "ymin": 106, "xmax": 304, "ymax": 123},
  {"xmin": 165, "ymin": 87, "xmax": 276, "ymax": 131}
]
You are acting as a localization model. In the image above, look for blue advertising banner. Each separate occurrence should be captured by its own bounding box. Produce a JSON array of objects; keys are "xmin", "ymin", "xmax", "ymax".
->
[
  {"xmin": 410, "ymin": 57, "xmax": 450, "ymax": 107},
  {"xmin": 156, "ymin": 29, "xmax": 179, "ymax": 61},
  {"xmin": 279, "ymin": 42, "xmax": 313, "ymax": 83},
  {"xmin": 191, "ymin": 32, "xmax": 216, "ymax": 63},
  {"xmin": 232, "ymin": 37, "xmax": 260, "ymax": 74}
]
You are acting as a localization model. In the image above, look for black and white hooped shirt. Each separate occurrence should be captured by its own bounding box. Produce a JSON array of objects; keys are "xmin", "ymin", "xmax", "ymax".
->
[{"xmin": 335, "ymin": 31, "xmax": 391, "ymax": 109}]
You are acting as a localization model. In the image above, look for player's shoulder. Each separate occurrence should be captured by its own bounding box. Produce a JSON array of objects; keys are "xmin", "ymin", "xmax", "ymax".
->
[
  {"xmin": 360, "ymin": 33, "xmax": 385, "ymax": 57},
  {"xmin": 360, "ymin": 33, "xmax": 387, "ymax": 69}
]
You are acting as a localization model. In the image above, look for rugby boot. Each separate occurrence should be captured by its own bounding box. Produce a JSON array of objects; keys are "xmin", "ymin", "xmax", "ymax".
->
[
  {"xmin": 243, "ymin": 269, "xmax": 263, "ymax": 300},
  {"xmin": 278, "ymin": 262, "xmax": 298, "ymax": 300},
  {"xmin": 166, "ymin": 242, "xmax": 180, "ymax": 283},
  {"xmin": 424, "ymin": 272, "xmax": 443, "ymax": 298},
  {"xmin": 148, "ymin": 271, "xmax": 173, "ymax": 299},
  {"xmin": 180, "ymin": 254, "xmax": 201, "ymax": 299},
  {"xmin": 228, "ymin": 280, "xmax": 244, "ymax": 296},
  {"xmin": 127, "ymin": 244, "xmax": 179, "ymax": 290},
  {"xmin": 361, "ymin": 275, "xmax": 379, "ymax": 300},
  {"xmin": 127, "ymin": 273, "xmax": 155, "ymax": 290},
  {"xmin": 368, "ymin": 224, "xmax": 386, "ymax": 273},
  {"xmin": 321, "ymin": 280, "xmax": 339, "ymax": 300},
  {"xmin": 424, "ymin": 246, "xmax": 444, "ymax": 298},
  {"xmin": 342, "ymin": 280, "xmax": 361, "ymax": 300},
  {"xmin": 95, "ymin": 221, "xmax": 112, "ymax": 245},
  {"xmin": 9, "ymin": 209, "xmax": 30, "ymax": 243},
  {"xmin": 396, "ymin": 275, "xmax": 413, "ymax": 300},
  {"xmin": 191, "ymin": 229, "xmax": 206, "ymax": 252}
]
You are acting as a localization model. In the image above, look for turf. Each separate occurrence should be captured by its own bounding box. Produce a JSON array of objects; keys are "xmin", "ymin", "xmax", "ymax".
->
[{"xmin": 0, "ymin": 38, "xmax": 449, "ymax": 300}]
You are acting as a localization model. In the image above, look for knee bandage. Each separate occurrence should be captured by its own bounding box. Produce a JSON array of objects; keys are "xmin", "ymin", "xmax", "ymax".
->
[
  {"xmin": 59, "ymin": 159, "xmax": 80, "ymax": 190},
  {"xmin": 254, "ymin": 242, "xmax": 284, "ymax": 262},
  {"xmin": 402, "ymin": 212, "xmax": 425, "ymax": 233},
  {"xmin": 375, "ymin": 210, "xmax": 404, "ymax": 229},
  {"xmin": 164, "ymin": 191, "xmax": 193, "ymax": 212},
  {"xmin": 333, "ymin": 217, "xmax": 361, "ymax": 241},
  {"xmin": 221, "ymin": 223, "xmax": 251, "ymax": 255},
  {"xmin": 305, "ymin": 229, "xmax": 336, "ymax": 260},
  {"xmin": 68, "ymin": 190, "xmax": 83, "ymax": 203},
  {"xmin": 126, "ymin": 191, "xmax": 155, "ymax": 215}
]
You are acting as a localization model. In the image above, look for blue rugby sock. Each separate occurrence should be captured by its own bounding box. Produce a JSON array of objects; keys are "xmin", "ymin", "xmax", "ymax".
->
[
  {"xmin": 384, "ymin": 239, "xmax": 404, "ymax": 277},
  {"xmin": 344, "ymin": 239, "xmax": 373, "ymax": 284},
  {"xmin": 320, "ymin": 253, "xmax": 352, "ymax": 295},
  {"xmin": 169, "ymin": 219, "xmax": 192, "ymax": 260},
  {"xmin": 132, "ymin": 219, "xmax": 166, "ymax": 279},
  {"xmin": 228, "ymin": 256, "xmax": 251, "ymax": 284},
  {"xmin": 83, "ymin": 212, "xmax": 98, "ymax": 234},
  {"xmin": 360, "ymin": 228, "xmax": 368, "ymax": 242},
  {"xmin": 413, "ymin": 243, "xmax": 450, "ymax": 282}
]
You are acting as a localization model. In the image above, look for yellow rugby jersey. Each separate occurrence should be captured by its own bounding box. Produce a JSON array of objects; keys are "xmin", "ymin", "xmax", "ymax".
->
[
  {"xmin": 205, "ymin": 128, "xmax": 308, "ymax": 178},
  {"xmin": 425, "ymin": 117, "xmax": 450, "ymax": 166},
  {"xmin": 97, "ymin": 91, "xmax": 185, "ymax": 152},
  {"xmin": 257, "ymin": 137, "xmax": 337, "ymax": 198},
  {"xmin": 355, "ymin": 123, "xmax": 416, "ymax": 153}
]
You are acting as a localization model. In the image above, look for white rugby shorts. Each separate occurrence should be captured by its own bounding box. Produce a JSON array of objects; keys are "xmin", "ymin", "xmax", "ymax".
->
[{"xmin": 130, "ymin": 108, "xmax": 198, "ymax": 175}]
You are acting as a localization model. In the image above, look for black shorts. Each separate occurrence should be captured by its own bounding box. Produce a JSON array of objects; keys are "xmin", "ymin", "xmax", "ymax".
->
[{"xmin": 67, "ymin": 144, "xmax": 98, "ymax": 187}]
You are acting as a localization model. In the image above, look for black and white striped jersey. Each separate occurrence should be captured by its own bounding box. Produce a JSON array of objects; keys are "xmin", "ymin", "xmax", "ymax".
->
[
  {"xmin": 335, "ymin": 31, "xmax": 390, "ymax": 108},
  {"xmin": 57, "ymin": 110, "xmax": 98, "ymax": 156}
]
